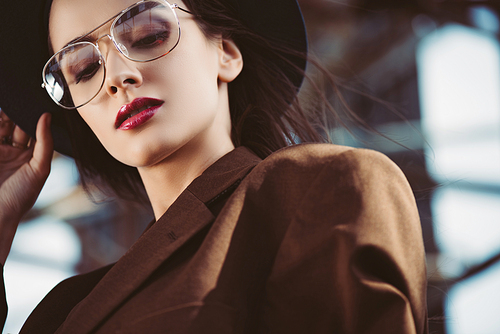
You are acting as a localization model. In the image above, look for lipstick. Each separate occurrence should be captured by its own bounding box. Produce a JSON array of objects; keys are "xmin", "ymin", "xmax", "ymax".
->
[{"xmin": 115, "ymin": 97, "xmax": 164, "ymax": 130}]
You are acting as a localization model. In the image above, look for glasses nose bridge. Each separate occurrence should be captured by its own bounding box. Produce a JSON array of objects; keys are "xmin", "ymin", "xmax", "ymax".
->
[
  {"xmin": 95, "ymin": 34, "xmax": 115, "ymax": 52},
  {"xmin": 95, "ymin": 33, "xmax": 130, "ymax": 59}
]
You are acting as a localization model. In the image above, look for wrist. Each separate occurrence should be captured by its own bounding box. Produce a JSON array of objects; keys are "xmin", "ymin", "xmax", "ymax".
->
[{"xmin": 0, "ymin": 210, "xmax": 21, "ymax": 266}]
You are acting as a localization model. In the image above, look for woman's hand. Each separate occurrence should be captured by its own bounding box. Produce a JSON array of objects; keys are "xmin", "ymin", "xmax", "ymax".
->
[{"xmin": 0, "ymin": 111, "xmax": 53, "ymax": 265}]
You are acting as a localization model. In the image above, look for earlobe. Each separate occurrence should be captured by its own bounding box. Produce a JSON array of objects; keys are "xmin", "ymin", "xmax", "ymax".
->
[{"xmin": 218, "ymin": 39, "xmax": 243, "ymax": 83}]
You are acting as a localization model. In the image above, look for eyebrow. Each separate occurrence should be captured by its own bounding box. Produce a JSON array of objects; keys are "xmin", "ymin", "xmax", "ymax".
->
[
  {"xmin": 61, "ymin": 9, "xmax": 122, "ymax": 49},
  {"xmin": 60, "ymin": 0, "xmax": 163, "ymax": 49},
  {"xmin": 60, "ymin": 2, "xmax": 191, "ymax": 50}
]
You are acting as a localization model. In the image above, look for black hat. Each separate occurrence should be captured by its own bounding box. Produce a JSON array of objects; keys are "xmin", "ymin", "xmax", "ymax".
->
[{"xmin": 0, "ymin": 0, "xmax": 307, "ymax": 156}]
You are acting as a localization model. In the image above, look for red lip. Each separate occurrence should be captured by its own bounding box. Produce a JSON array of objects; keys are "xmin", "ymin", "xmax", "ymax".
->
[{"xmin": 115, "ymin": 97, "xmax": 164, "ymax": 130}]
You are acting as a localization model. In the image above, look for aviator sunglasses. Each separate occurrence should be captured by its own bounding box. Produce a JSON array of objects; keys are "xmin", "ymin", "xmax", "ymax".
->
[{"xmin": 42, "ymin": 0, "xmax": 193, "ymax": 109}]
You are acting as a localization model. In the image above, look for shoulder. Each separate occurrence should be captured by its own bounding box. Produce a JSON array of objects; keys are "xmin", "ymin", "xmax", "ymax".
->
[
  {"xmin": 274, "ymin": 143, "xmax": 398, "ymax": 169},
  {"xmin": 249, "ymin": 143, "xmax": 407, "ymax": 189},
  {"xmin": 236, "ymin": 143, "xmax": 414, "ymax": 224}
]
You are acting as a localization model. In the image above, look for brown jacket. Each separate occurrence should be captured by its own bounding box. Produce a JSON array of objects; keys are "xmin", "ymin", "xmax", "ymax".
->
[{"xmin": 3, "ymin": 144, "xmax": 428, "ymax": 333}]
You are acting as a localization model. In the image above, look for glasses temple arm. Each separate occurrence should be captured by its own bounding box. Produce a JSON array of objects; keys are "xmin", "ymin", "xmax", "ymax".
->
[{"xmin": 172, "ymin": 3, "xmax": 195, "ymax": 15}]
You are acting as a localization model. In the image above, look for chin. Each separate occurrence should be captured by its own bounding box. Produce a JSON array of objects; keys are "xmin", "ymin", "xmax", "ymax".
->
[
  {"xmin": 105, "ymin": 143, "xmax": 159, "ymax": 168},
  {"xmin": 120, "ymin": 153, "xmax": 164, "ymax": 169},
  {"xmin": 118, "ymin": 143, "xmax": 181, "ymax": 168}
]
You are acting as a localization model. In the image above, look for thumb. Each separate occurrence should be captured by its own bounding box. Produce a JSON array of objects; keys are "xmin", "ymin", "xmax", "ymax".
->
[{"xmin": 31, "ymin": 113, "xmax": 54, "ymax": 176}]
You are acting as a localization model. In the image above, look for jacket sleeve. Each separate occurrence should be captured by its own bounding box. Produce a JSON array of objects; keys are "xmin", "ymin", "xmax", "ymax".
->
[
  {"xmin": 262, "ymin": 147, "xmax": 428, "ymax": 334},
  {"xmin": 1, "ymin": 264, "xmax": 7, "ymax": 332}
]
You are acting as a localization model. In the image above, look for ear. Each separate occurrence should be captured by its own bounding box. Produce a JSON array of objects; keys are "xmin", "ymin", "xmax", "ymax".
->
[{"xmin": 218, "ymin": 39, "xmax": 243, "ymax": 83}]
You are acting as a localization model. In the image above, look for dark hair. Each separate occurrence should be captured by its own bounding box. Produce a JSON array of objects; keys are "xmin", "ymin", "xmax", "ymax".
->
[{"xmin": 64, "ymin": 0, "xmax": 329, "ymax": 203}]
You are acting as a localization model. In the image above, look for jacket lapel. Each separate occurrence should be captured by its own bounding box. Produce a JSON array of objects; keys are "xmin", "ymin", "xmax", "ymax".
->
[{"xmin": 55, "ymin": 147, "xmax": 261, "ymax": 334}]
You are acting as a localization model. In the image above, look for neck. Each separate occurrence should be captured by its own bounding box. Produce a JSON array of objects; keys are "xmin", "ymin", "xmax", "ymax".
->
[
  {"xmin": 137, "ymin": 83, "xmax": 235, "ymax": 220},
  {"xmin": 137, "ymin": 125, "xmax": 234, "ymax": 221}
]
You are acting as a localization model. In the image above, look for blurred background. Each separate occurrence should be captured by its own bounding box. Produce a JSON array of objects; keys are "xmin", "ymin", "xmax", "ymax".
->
[{"xmin": 3, "ymin": 0, "xmax": 500, "ymax": 333}]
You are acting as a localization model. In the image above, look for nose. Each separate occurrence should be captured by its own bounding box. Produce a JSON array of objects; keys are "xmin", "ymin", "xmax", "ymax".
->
[{"xmin": 101, "ymin": 40, "xmax": 143, "ymax": 97}]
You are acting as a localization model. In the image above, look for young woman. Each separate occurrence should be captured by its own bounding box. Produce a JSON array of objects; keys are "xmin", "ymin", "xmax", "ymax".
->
[{"xmin": 0, "ymin": 0, "xmax": 428, "ymax": 333}]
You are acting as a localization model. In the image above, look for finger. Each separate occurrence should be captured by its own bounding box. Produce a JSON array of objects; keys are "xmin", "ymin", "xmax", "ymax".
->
[
  {"xmin": 0, "ymin": 110, "xmax": 14, "ymax": 137},
  {"xmin": 11, "ymin": 125, "xmax": 31, "ymax": 149},
  {"xmin": 31, "ymin": 113, "xmax": 54, "ymax": 175}
]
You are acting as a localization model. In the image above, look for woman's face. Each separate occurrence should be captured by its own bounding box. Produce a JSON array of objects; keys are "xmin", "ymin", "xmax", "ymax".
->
[{"xmin": 49, "ymin": 0, "xmax": 241, "ymax": 168}]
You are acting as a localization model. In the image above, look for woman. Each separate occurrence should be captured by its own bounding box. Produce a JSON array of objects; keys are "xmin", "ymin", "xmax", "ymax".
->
[{"xmin": 0, "ymin": 0, "xmax": 428, "ymax": 333}]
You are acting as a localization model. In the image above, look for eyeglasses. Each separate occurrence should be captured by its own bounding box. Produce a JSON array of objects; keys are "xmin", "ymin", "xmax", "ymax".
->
[{"xmin": 41, "ymin": 0, "xmax": 192, "ymax": 109}]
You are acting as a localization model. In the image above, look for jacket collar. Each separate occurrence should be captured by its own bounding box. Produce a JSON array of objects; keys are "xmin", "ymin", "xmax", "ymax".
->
[{"xmin": 55, "ymin": 146, "xmax": 261, "ymax": 334}]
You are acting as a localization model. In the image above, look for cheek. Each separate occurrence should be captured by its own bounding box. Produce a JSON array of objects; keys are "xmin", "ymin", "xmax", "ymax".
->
[
  {"xmin": 149, "ymin": 45, "xmax": 219, "ymax": 90},
  {"xmin": 145, "ymin": 47, "xmax": 221, "ymax": 115}
]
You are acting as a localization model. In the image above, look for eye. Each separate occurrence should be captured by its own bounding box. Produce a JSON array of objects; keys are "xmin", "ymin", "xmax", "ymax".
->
[
  {"xmin": 130, "ymin": 30, "xmax": 170, "ymax": 49},
  {"xmin": 75, "ymin": 61, "xmax": 101, "ymax": 84}
]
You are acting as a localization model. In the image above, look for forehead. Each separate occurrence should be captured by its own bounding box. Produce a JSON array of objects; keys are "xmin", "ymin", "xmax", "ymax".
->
[{"xmin": 48, "ymin": 0, "xmax": 144, "ymax": 51}]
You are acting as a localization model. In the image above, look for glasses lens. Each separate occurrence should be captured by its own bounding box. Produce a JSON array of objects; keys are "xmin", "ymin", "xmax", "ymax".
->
[
  {"xmin": 112, "ymin": 1, "xmax": 180, "ymax": 61},
  {"xmin": 44, "ymin": 43, "xmax": 105, "ymax": 109}
]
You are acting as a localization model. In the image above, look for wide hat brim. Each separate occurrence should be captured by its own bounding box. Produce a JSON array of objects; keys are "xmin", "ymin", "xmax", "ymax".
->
[{"xmin": 0, "ymin": 0, "xmax": 307, "ymax": 156}]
